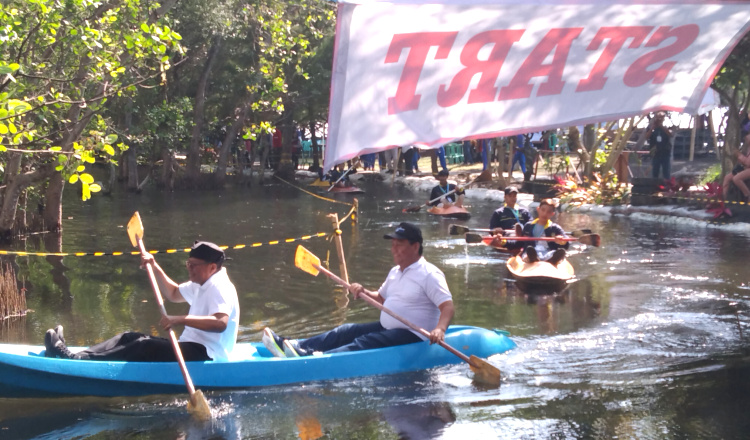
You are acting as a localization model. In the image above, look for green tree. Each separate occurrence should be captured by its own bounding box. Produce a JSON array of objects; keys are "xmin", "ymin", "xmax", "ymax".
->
[
  {"xmin": 0, "ymin": 0, "xmax": 183, "ymax": 239},
  {"xmin": 712, "ymin": 32, "xmax": 750, "ymax": 177}
]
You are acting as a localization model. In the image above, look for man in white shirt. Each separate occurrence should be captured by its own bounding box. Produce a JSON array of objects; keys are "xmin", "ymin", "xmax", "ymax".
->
[
  {"xmin": 263, "ymin": 222, "xmax": 454, "ymax": 357},
  {"xmin": 44, "ymin": 241, "xmax": 239, "ymax": 362}
]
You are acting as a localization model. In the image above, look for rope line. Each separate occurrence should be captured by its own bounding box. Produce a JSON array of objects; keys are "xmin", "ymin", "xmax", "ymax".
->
[
  {"xmin": 0, "ymin": 232, "xmax": 329, "ymax": 257},
  {"xmin": 274, "ymin": 175, "xmax": 355, "ymax": 207}
]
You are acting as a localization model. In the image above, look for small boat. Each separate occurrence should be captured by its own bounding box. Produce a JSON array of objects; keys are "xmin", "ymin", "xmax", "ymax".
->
[
  {"xmin": 328, "ymin": 185, "xmax": 364, "ymax": 194},
  {"xmin": 481, "ymin": 236, "xmax": 521, "ymax": 255},
  {"xmin": 0, "ymin": 326, "xmax": 514, "ymax": 397},
  {"xmin": 426, "ymin": 205, "xmax": 471, "ymax": 220},
  {"xmin": 506, "ymin": 255, "xmax": 575, "ymax": 292}
]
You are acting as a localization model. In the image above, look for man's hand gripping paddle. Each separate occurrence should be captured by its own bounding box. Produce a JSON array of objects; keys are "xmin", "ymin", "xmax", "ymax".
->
[
  {"xmin": 127, "ymin": 212, "xmax": 212, "ymax": 421},
  {"xmin": 294, "ymin": 245, "xmax": 502, "ymax": 387}
]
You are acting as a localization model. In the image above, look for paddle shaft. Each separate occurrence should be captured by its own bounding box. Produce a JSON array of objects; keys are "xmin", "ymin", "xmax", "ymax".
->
[
  {"xmin": 327, "ymin": 160, "xmax": 360, "ymax": 192},
  {"xmin": 137, "ymin": 238, "xmax": 198, "ymax": 398},
  {"xmin": 312, "ymin": 263, "xmax": 476, "ymax": 367},
  {"xmin": 499, "ymin": 236, "xmax": 577, "ymax": 242}
]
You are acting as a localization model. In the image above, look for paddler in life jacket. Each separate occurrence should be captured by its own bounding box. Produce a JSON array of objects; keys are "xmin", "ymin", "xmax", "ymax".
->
[
  {"xmin": 428, "ymin": 170, "xmax": 465, "ymax": 208},
  {"xmin": 488, "ymin": 185, "xmax": 531, "ymax": 249},
  {"xmin": 517, "ymin": 198, "xmax": 569, "ymax": 266}
]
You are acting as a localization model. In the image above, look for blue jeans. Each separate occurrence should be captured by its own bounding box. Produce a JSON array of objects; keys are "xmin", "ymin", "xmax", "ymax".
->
[
  {"xmin": 437, "ymin": 147, "xmax": 447, "ymax": 170},
  {"xmin": 512, "ymin": 152, "xmax": 526, "ymax": 174},
  {"xmin": 298, "ymin": 322, "xmax": 422, "ymax": 354},
  {"xmin": 462, "ymin": 141, "xmax": 473, "ymax": 164},
  {"xmin": 652, "ymin": 154, "xmax": 671, "ymax": 179}
]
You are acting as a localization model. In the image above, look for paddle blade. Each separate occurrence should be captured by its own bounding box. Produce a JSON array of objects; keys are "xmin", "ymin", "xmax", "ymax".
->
[
  {"xmin": 449, "ymin": 224, "xmax": 470, "ymax": 235},
  {"xmin": 468, "ymin": 355, "xmax": 501, "ymax": 387},
  {"xmin": 187, "ymin": 389, "xmax": 212, "ymax": 421},
  {"xmin": 465, "ymin": 233, "xmax": 485, "ymax": 244},
  {"xmin": 402, "ymin": 205, "xmax": 422, "ymax": 213},
  {"xmin": 295, "ymin": 245, "xmax": 321, "ymax": 276},
  {"xmin": 126, "ymin": 212, "xmax": 144, "ymax": 248},
  {"xmin": 577, "ymin": 234, "xmax": 601, "ymax": 247},
  {"xmin": 569, "ymin": 228, "xmax": 593, "ymax": 238}
]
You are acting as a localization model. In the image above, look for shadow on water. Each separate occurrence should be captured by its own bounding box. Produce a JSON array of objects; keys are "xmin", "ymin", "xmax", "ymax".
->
[{"xmin": 1, "ymin": 182, "xmax": 750, "ymax": 438}]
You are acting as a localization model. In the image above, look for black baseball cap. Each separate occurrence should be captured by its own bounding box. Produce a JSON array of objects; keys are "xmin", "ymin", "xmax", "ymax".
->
[
  {"xmin": 383, "ymin": 222, "xmax": 423, "ymax": 244},
  {"xmin": 504, "ymin": 186, "xmax": 519, "ymax": 195},
  {"xmin": 189, "ymin": 241, "xmax": 225, "ymax": 263}
]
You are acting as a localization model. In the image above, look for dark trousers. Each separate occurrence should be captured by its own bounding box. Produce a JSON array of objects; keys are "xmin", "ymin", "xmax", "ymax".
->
[
  {"xmin": 652, "ymin": 154, "xmax": 671, "ymax": 179},
  {"xmin": 298, "ymin": 322, "xmax": 422, "ymax": 354},
  {"xmin": 75, "ymin": 332, "xmax": 211, "ymax": 362}
]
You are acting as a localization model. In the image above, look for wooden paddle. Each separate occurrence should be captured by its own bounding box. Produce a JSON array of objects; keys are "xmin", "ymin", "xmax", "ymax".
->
[
  {"xmin": 293, "ymin": 245, "xmax": 502, "ymax": 387},
  {"xmin": 465, "ymin": 232, "xmax": 601, "ymax": 247},
  {"xmin": 449, "ymin": 224, "xmax": 592, "ymax": 237},
  {"xmin": 402, "ymin": 188, "xmax": 459, "ymax": 213},
  {"xmin": 127, "ymin": 212, "xmax": 212, "ymax": 421},
  {"xmin": 327, "ymin": 159, "xmax": 360, "ymax": 192}
]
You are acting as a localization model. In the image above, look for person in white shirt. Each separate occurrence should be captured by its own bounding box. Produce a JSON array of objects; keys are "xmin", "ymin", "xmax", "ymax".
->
[
  {"xmin": 44, "ymin": 241, "xmax": 239, "ymax": 362},
  {"xmin": 263, "ymin": 222, "xmax": 454, "ymax": 357}
]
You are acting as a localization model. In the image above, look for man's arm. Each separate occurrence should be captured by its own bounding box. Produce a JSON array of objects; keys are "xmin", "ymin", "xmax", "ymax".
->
[
  {"xmin": 141, "ymin": 255, "xmax": 184, "ymax": 303},
  {"xmin": 428, "ymin": 300, "xmax": 454, "ymax": 344},
  {"xmin": 161, "ymin": 312, "xmax": 228, "ymax": 332}
]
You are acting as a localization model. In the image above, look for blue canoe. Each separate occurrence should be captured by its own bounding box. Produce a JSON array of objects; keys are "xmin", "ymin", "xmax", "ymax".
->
[{"xmin": 0, "ymin": 326, "xmax": 515, "ymax": 397}]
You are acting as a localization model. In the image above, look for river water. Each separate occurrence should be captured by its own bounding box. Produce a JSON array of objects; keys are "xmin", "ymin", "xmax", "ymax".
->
[{"xmin": 0, "ymin": 177, "xmax": 749, "ymax": 439}]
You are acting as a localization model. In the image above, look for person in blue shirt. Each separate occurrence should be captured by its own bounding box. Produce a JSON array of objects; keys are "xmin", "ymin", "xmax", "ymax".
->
[
  {"xmin": 515, "ymin": 199, "xmax": 569, "ymax": 267},
  {"xmin": 428, "ymin": 170, "xmax": 465, "ymax": 207},
  {"xmin": 489, "ymin": 186, "xmax": 531, "ymax": 233}
]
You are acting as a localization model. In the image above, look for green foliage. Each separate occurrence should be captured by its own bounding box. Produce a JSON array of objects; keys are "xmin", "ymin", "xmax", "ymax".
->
[
  {"xmin": 698, "ymin": 163, "xmax": 723, "ymax": 186},
  {"xmin": 554, "ymin": 172, "xmax": 630, "ymax": 207},
  {"xmin": 0, "ymin": 0, "xmax": 183, "ymax": 200}
]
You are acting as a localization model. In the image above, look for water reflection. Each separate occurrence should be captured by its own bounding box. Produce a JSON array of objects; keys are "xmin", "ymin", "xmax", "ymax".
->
[{"xmin": 1, "ymin": 182, "xmax": 750, "ymax": 438}]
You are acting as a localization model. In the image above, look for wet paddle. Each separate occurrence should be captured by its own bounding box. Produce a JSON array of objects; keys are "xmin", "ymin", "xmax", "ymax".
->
[
  {"xmin": 402, "ymin": 188, "xmax": 458, "ymax": 213},
  {"xmin": 449, "ymin": 224, "xmax": 592, "ymax": 237},
  {"xmin": 465, "ymin": 232, "xmax": 601, "ymax": 247},
  {"xmin": 294, "ymin": 245, "xmax": 502, "ymax": 387},
  {"xmin": 327, "ymin": 160, "xmax": 360, "ymax": 192},
  {"xmin": 127, "ymin": 212, "xmax": 212, "ymax": 421}
]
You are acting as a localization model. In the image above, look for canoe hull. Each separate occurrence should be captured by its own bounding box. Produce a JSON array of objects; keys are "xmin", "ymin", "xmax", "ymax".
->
[
  {"xmin": 0, "ymin": 326, "xmax": 514, "ymax": 397},
  {"xmin": 328, "ymin": 185, "xmax": 364, "ymax": 194},
  {"xmin": 481, "ymin": 236, "xmax": 521, "ymax": 255},
  {"xmin": 506, "ymin": 255, "xmax": 575, "ymax": 292},
  {"xmin": 426, "ymin": 206, "xmax": 471, "ymax": 220}
]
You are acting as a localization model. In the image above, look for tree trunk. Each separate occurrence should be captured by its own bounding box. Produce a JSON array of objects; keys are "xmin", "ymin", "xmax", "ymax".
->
[
  {"xmin": 215, "ymin": 102, "xmax": 251, "ymax": 187},
  {"xmin": 600, "ymin": 117, "xmax": 641, "ymax": 176},
  {"xmin": 126, "ymin": 147, "xmax": 139, "ymax": 191},
  {"xmin": 258, "ymin": 135, "xmax": 271, "ymax": 185},
  {"xmin": 161, "ymin": 147, "xmax": 175, "ymax": 191},
  {"xmin": 582, "ymin": 124, "xmax": 597, "ymax": 181},
  {"xmin": 275, "ymin": 103, "xmax": 297, "ymax": 181},
  {"xmin": 186, "ymin": 36, "xmax": 222, "ymax": 182},
  {"xmin": 0, "ymin": 166, "xmax": 55, "ymax": 238},
  {"xmin": 42, "ymin": 172, "xmax": 65, "ymax": 233},
  {"xmin": 310, "ymin": 121, "xmax": 321, "ymax": 172}
]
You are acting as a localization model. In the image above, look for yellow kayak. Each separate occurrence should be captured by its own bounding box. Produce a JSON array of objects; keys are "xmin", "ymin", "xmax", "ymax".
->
[{"xmin": 506, "ymin": 255, "xmax": 575, "ymax": 292}]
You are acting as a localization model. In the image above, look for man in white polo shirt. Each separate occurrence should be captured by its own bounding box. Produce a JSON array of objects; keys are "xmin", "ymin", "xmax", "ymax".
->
[
  {"xmin": 44, "ymin": 241, "xmax": 239, "ymax": 362},
  {"xmin": 263, "ymin": 222, "xmax": 454, "ymax": 357}
]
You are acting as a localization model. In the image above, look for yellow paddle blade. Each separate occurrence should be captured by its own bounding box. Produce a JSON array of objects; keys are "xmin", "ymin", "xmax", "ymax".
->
[
  {"xmin": 187, "ymin": 389, "xmax": 212, "ymax": 421},
  {"xmin": 468, "ymin": 355, "xmax": 501, "ymax": 387},
  {"xmin": 126, "ymin": 212, "xmax": 144, "ymax": 248},
  {"xmin": 295, "ymin": 245, "xmax": 320, "ymax": 276}
]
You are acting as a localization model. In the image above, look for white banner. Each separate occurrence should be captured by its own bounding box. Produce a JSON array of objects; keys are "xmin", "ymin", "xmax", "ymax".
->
[{"xmin": 325, "ymin": 0, "xmax": 750, "ymax": 170}]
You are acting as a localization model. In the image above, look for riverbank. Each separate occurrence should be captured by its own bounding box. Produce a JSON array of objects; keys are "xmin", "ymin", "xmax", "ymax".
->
[{"xmin": 347, "ymin": 161, "xmax": 750, "ymax": 235}]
